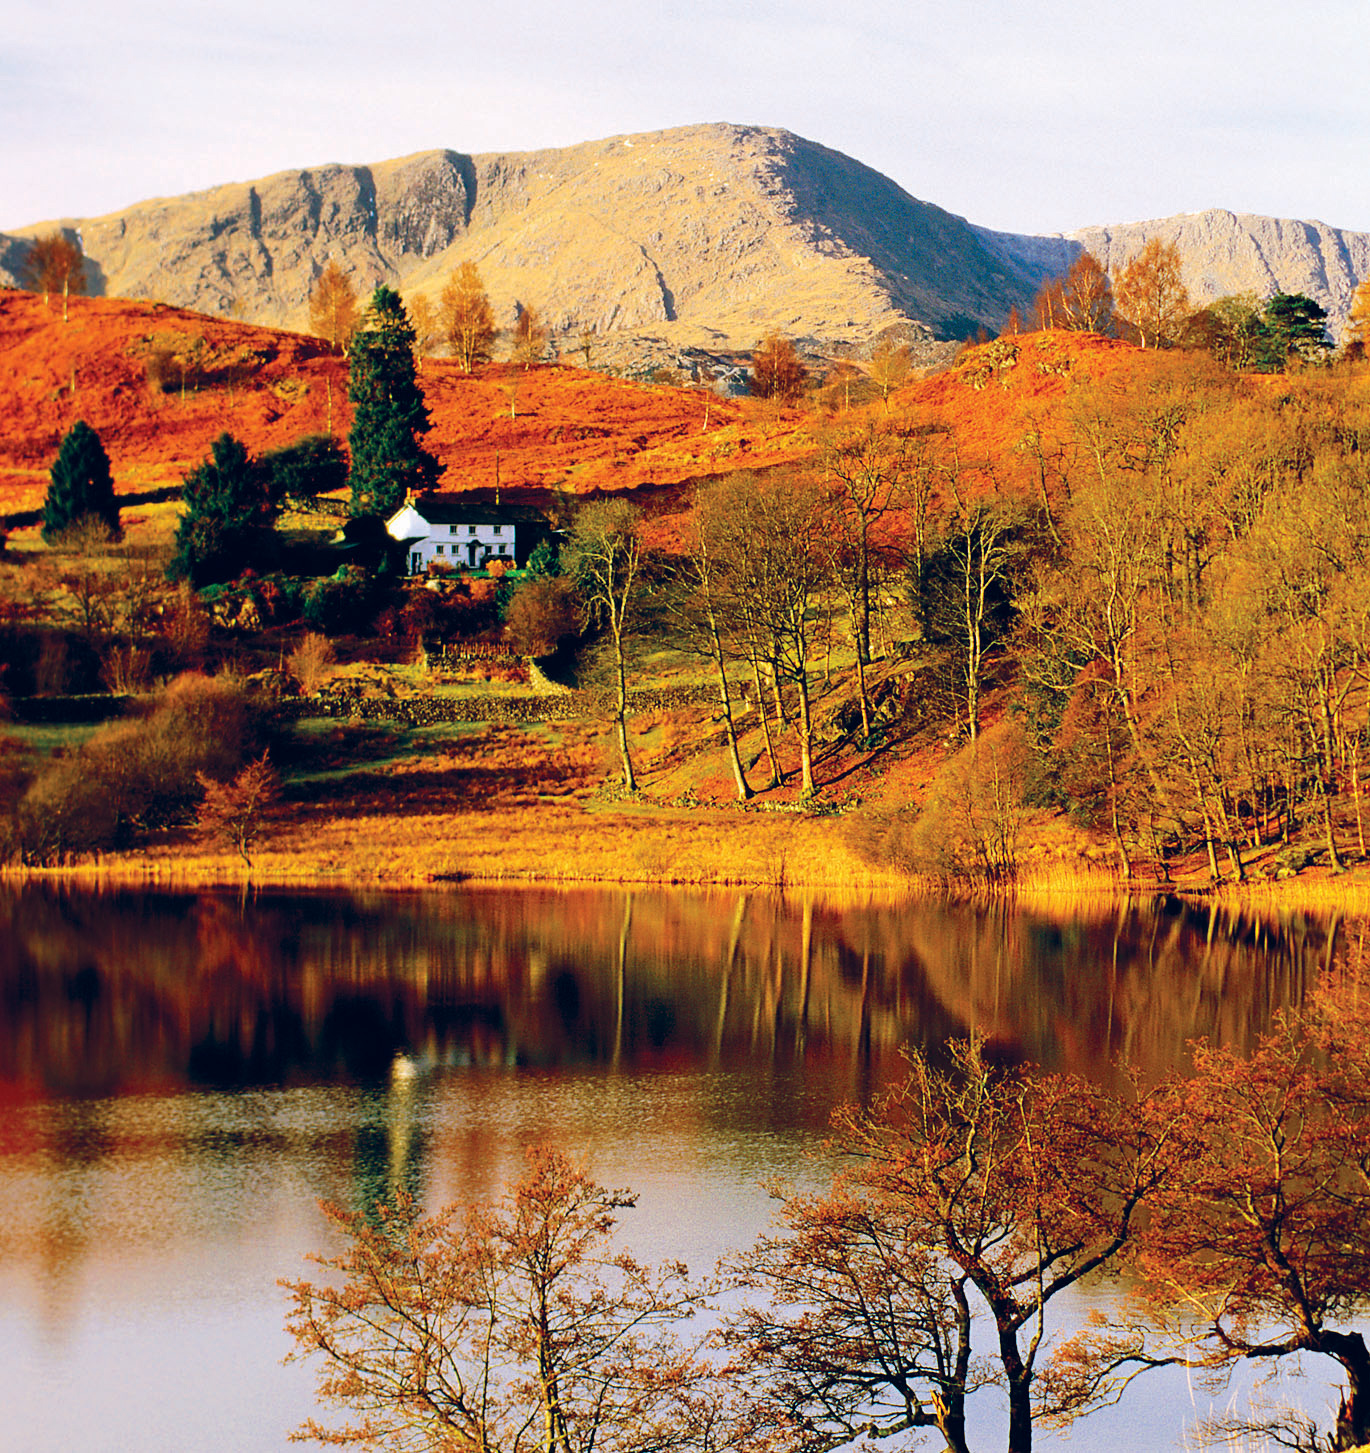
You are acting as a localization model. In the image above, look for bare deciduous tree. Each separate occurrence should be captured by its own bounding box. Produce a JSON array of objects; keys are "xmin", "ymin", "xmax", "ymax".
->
[
  {"xmin": 288, "ymin": 632, "xmax": 337, "ymax": 694},
  {"xmin": 729, "ymin": 472, "xmax": 834, "ymax": 797},
  {"xmin": 25, "ymin": 232, "xmax": 86, "ymax": 320},
  {"xmin": 1345, "ymin": 275, "xmax": 1370, "ymax": 358},
  {"xmin": 1033, "ymin": 251, "xmax": 1114, "ymax": 333},
  {"xmin": 407, "ymin": 292, "xmax": 439, "ymax": 371},
  {"xmin": 565, "ymin": 500, "xmax": 646, "ymax": 792},
  {"xmin": 284, "ymin": 1146, "xmax": 720, "ymax": 1453},
  {"xmin": 750, "ymin": 334, "xmax": 807, "ymax": 404},
  {"xmin": 196, "ymin": 750, "xmax": 280, "ymax": 868},
  {"xmin": 511, "ymin": 303, "xmax": 551, "ymax": 369},
  {"xmin": 867, "ymin": 336, "xmax": 913, "ymax": 406},
  {"xmin": 726, "ymin": 1038, "xmax": 1180, "ymax": 1453}
]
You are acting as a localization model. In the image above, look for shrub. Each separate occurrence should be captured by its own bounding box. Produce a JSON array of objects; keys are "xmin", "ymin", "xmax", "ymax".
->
[
  {"xmin": 14, "ymin": 672, "xmax": 269, "ymax": 862},
  {"xmin": 99, "ymin": 644, "xmax": 153, "ymax": 695},
  {"xmin": 907, "ymin": 721, "xmax": 1027, "ymax": 883},
  {"xmin": 260, "ymin": 435, "xmax": 348, "ymax": 501},
  {"xmin": 288, "ymin": 633, "xmax": 337, "ymax": 693},
  {"xmin": 503, "ymin": 577, "xmax": 579, "ymax": 658},
  {"xmin": 158, "ymin": 582, "xmax": 211, "ymax": 672},
  {"xmin": 302, "ymin": 567, "xmax": 379, "ymax": 635}
]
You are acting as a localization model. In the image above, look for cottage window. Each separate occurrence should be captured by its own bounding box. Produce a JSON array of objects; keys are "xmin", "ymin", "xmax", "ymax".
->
[
  {"xmin": 468, "ymin": 526, "xmax": 477, "ymax": 535},
  {"xmin": 436, "ymin": 545, "xmax": 445, "ymax": 555},
  {"xmin": 493, "ymin": 525, "xmax": 503, "ymax": 535},
  {"xmin": 449, "ymin": 525, "xmax": 457, "ymax": 534}
]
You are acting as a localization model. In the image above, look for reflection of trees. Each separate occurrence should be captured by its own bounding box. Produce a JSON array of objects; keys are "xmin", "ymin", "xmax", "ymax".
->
[{"xmin": 0, "ymin": 887, "xmax": 1331, "ymax": 1099}]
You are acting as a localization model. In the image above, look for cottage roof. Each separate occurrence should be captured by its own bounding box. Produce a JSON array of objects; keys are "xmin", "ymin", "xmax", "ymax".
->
[{"xmin": 398, "ymin": 494, "xmax": 546, "ymax": 527}]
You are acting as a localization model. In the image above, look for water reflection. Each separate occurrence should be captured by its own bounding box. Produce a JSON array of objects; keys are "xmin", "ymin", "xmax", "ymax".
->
[
  {"xmin": 0, "ymin": 885, "xmax": 1341, "ymax": 1453},
  {"xmin": 0, "ymin": 885, "xmax": 1328, "ymax": 1099}
]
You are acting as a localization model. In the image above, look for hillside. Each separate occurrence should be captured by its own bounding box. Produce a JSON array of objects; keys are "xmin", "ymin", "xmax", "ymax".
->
[
  {"xmin": 7, "ymin": 287, "xmax": 1370, "ymax": 903},
  {"xmin": 0, "ymin": 291, "xmax": 818, "ymax": 521}
]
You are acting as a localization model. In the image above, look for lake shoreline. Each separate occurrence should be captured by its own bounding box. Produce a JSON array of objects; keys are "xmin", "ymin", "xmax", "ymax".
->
[{"xmin": 8, "ymin": 797, "xmax": 1370, "ymax": 916}]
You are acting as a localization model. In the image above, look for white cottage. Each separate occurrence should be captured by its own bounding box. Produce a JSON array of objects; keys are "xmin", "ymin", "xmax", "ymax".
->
[{"xmin": 385, "ymin": 494, "xmax": 544, "ymax": 575}]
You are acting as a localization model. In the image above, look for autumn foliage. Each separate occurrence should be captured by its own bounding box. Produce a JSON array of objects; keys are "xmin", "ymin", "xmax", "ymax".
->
[
  {"xmin": 196, "ymin": 749, "xmax": 280, "ymax": 867},
  {"xmin": 309, "ymin": 260, "xmax": 360, "ymax": 354},
  {"xmin": 284, "ymin": 1145, "xmax": 726, "ymax": 1453},
  {"xmin": 749, "ymin": 334, "xmax": 807, "ymax": 403},
  {"xmin": 285, "ymin": 981, "xmax": 1370, "ymax": 1453},
  {"xmin": 25, "ymin": 231, "xmax": 86, "ymax": 317},
  {"xmin": 441, "ymin": 262, "xmax": 498, "ymax": 373}
]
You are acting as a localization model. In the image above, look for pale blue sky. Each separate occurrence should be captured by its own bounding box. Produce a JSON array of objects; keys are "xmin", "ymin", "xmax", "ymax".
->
[{"xmin": 5, "ymin": 0, "xmax": 1368, "ymax": 235}]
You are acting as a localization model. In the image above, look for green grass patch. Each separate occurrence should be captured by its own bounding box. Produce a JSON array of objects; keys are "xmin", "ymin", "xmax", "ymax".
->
[{"xmin": 4, "ymin": 721, "xmax": 100, "ymax": 756}]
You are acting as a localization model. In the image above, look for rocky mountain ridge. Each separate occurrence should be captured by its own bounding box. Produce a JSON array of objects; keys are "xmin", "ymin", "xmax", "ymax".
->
[
  {"xmin": 3, "ymin": 123, "xmax": 1366, "ymax": 351},
  {"xmin": 978, "ymin": 211, "xmax": 1370, "ymax": 338}
]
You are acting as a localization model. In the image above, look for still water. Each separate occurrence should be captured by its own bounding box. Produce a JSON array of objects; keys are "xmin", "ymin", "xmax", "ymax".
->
[{"xmin": 0, "ymin": 884, "xmax": 1340, "ymax": 1452}]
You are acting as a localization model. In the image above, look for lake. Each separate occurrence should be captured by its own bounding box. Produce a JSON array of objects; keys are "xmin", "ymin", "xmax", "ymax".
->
[{"xmin": 0, "ymin": 884, "xmax": 1339, "ymax": 1451}]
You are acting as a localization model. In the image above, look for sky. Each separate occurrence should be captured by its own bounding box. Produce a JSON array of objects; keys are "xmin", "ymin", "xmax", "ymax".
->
[{"xmin": 5, "ymin": 0, "xmax": 1369, "ymax": 237}]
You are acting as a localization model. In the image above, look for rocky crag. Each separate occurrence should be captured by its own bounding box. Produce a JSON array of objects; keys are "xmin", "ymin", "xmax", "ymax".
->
[
  {"xmin": 978, "ymin": 211, "xmax": 1370, "ymax": 338},
  {"xmin": 4, "ymin": 123, "xmax": 1367, "ymax": 351},
  {"xmin": 0, "ymin": 126, "xmax": 1035, "ymax": 354}
]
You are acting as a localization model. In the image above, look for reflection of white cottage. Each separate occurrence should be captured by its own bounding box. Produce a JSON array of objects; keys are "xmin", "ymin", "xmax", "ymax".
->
[{"xmin": 385, "ymin": 494, "xmax": 544, "ymax": 575}]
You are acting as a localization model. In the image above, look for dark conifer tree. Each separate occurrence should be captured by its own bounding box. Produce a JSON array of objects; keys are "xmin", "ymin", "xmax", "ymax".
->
[
  {"xmin": 347, "ymin": 287, "xmax": 439, "ymax": 517},
  {"xmin": 168, "ymin": 432, "xmax": 277, "ymax": 585},
  {"xmin": 1263, "ymin": 292, "xmax": 1331, "ymax": 364},
  {"xmin": 43, "ymin": 420, "xmax": 121, "ymax": 542}
]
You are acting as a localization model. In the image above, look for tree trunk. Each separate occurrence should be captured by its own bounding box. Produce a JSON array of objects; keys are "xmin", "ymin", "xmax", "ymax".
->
[
  {"xmin": 1318, "ymin": 773, "xmax": 1343, "ymax": 871},
  {"xmin": 856, "ymin": 530, "xmax": 872, "ymax": 665},
  {"xmin": 613, "ymin": 633, "xmax": 636, "ymax": 793},
  {"xmin": 999, "ymin": 1338, "xmax": 1034, "ymax": 1453},
  {"xmin": 1353, "ymin": 732, "xmax": 1366, "ymax": 859},
  {"xmin": 748, "ymin": 644, "xmax": 781, "ymax": 788},
  {"xmin": 709, "ymin": 634, "xmax": 751, "ymax": 801},
  {"xmin": 855, "ymin": 640, "xmax": 872, "ymax": 740},
  {"xmin": 1325, "ymin": 1330, "xmax": 1370, "ymax": 1449},
  {"xmin": 794, "ymin": 668, "xmax": 816, "ymax": 798},
  {"xmin": 1104, "ymin": 720, "xmax": 1133, "ymax": 877},
  {"xmin": 768, "ymin": 657, "xmax": 789, "ymax": 726}
]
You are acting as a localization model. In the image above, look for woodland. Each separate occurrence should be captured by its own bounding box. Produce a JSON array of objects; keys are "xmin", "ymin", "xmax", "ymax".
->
[{"xmin": 2, "ymin": 243, "xmax": 1370, "ymax": 893}]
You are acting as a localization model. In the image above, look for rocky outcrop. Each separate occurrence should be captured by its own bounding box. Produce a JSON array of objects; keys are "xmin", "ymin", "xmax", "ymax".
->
[
  {"xmin": 5, "ymin": 151, "xmax": 473, "ymax": 327},
  {"xmin": 976, "ymin": 210, "xmax": 1370, "ymax": 338}
]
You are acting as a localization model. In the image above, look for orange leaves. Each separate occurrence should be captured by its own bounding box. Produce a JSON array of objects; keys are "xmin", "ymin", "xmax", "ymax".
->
[
  {"xmin": 730, "ymin": 1039, "xmax": 1184, "ymax": 1453},
  {"xmin": 284, "ymin": 1145, "xmax": 724, "ymax": 1453}
]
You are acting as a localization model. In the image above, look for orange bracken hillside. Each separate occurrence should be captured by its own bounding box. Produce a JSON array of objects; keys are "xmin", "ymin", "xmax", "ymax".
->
[
  {"xmin": 1, "ymin": 291, "xmax": 1176, "ymax": 529},
  {"xmin": 0, "ymin": 293, "xmax": 345, "ymax": 512},
  {"xmin": 0, "ymin": 292, "xmax": 815, "ymax": 519}
]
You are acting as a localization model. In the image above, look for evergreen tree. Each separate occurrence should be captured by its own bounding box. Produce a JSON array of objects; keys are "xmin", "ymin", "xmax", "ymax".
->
[
  {"xmin": 260, "ymin": 434, "xmax": 348, "ymax": 502},
  {"xmin": 43, "ymin": 420, "xmax": 120, "ymax": 543},
  {"xmin": 1263, "ymin": 292, "xmax": 1330, "ymax": 365},
  {"xmin": 168, "ymin": 432, "xmax": 278, "ymax": 585},
  {"xmin": 347, "ymin": 286, "xmax": 439, "ymax": 517}
]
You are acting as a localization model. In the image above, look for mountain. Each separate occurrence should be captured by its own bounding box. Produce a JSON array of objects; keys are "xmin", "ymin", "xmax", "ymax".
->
[
  {"xmin": 0, "ymin": 125, "xmax": 1035, "ymax": 352},
  {"xmin": 977, "ymin": 211, "xmax": 1370, "ymax": 336},
  {"xmin": 3, "ymin": 124, "xmax": 1367, "ymax": 350}
]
